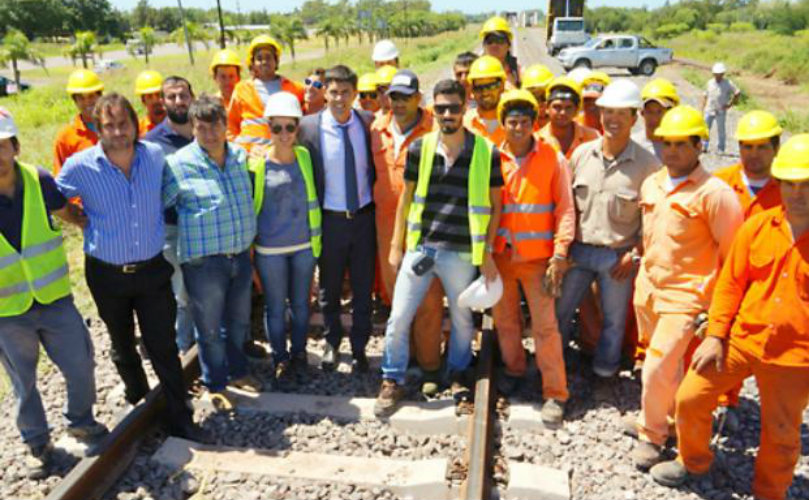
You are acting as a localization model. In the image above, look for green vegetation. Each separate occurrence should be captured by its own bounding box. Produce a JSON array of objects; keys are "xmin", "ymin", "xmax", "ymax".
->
[{"xmin": 0, "ymin": 29, "xmax": 45, "ymax": 88}]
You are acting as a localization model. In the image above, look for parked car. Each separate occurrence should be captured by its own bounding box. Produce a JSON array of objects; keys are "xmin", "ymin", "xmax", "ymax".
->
[
  {"xmin": 557, "ymin": 34, "xmax": 673, "ymax": 76},
  {"xmin": 0, "ymin": 76, "xmax": 31, "ymax": 97},
  {"xmin": 94, "ymin": 59, "xmax": 125, "ymax": 73}
]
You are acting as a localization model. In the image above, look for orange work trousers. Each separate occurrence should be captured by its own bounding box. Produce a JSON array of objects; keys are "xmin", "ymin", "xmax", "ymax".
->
[
  {"xmin": 491, "ymin": 253, "xmax": 569, "ymax": 401},
  {"xmin": 675, "ymin": 342, "xmax": 809, "ymax": 500}
]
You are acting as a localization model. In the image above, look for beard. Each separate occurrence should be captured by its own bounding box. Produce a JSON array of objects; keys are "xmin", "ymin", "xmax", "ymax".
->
[{"xmin": 167, "ymin": 108, "xmax": 189, "ymax": 124}]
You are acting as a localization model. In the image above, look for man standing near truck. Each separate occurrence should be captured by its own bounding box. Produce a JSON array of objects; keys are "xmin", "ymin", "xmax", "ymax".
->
[{"xmin": 701, "ymin": 62, "xmax": 740, "ymax": 154}]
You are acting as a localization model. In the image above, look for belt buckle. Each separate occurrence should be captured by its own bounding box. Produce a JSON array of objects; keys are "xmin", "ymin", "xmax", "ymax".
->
[{"xmin": 121, "ymin": 264, "xmax": 137, "ymax": 274}]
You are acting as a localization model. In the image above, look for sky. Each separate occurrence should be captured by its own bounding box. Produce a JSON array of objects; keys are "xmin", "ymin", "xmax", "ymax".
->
[{"xmin": 110, "ymin": 0, "xmax": 671, "ymax": 14}]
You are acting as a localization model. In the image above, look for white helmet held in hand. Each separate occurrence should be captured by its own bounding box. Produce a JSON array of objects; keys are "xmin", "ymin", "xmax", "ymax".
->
[
  {"xmin": 596, "ymin": 79, "xmax": 642, "ymax": 109},
  {"xmin": 372, "ymin": 39, "xmax": 399, "ymax": 62},
  {"xmin": 458, "ymin": 274, "xmax": 503, "ymax": 310},
  {"xmin": 263, "ymin": 91, "xmax": 303, "ymax": 119}
]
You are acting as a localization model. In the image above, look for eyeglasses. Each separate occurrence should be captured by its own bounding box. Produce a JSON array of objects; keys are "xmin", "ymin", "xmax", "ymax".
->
[
  {"xmin": 472, "ymin": 80, "xmax": 501, "ymax": 93},
  {"xmin": 484, "ymin": 33, "xmax": 509, "ymax": 45},
  {"xmin": 434, "ymin": 103, "xmax": 463, "ymax": 115},
  {"xmin": 359, "ymin": 92, "xmax": 378, "ymax": 99},
  {"xmin": 271, "ymin": 123, "xmax": 297, "ymax": 134},
  {"xmin": 305, "ymin": 78, "xmax": 323, "ymax": 89}
]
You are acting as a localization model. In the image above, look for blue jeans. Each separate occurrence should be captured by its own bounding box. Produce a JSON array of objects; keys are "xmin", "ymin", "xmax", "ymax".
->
[
  {"xmin": 382, "ymin": 247, "xmax": 477, "ymax": 385},
  {"xmin": 704, "ymin": 110, "xmax": 727, "ymax": 152},
  {"xmin": 164, "ymin": 224, "xmax": 195, "ymax": 353},
  {"xmin": 182, "ymin": 251, "xmax": 252, "ymax": 391},
  {"xmin": 555, "ymin": 242, "xmax": 634, "ymax": 377},
  {"xmin": 0, "ymin": 297, "xmax": 98, "ymax": 448},
  {"xmin": 255, "ymin": 248, "xmax": 316, "ymax": 364}
]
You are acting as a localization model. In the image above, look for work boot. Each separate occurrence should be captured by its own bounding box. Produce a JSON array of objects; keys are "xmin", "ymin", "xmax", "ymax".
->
[
  {"xmin": 170, "ymin": 422, "xmax": 213, "ymax": 444},
  {"xmin": 497, "ymin": 373, "xmax": 521, "ymax": 397},
  {"xmin": 66, "ymin": 422, "xmax": 110, "ymax": 444},
  {"xmin": 290, "ymin": 351, "xmax": 308, "ymax": 373},
  {"xmin": 621, "ymin": 414, "xmax": 677, "ymax": 444},
  {"xmin": 374, "ymin": 379, "xmax": 404, "ymax": 418},
  {"xmin": 450, "ymin": 372, "xmax": 473, "ymax": 415},
  {"xmin": 632, "ymin": 441, "xmax": 663, "ymax": 470},
  {"xmin": 421, "ymin": 370, "xmax": 441, "ymax": 397},
  {"xmin": 650, "ymin": 459, "xmax": 698, "ymax": 487},
  {"xmin": 228, "ymin": 374, "xmax": 264, "ymax": 393},
  {"xmin": 352, "ymin": 352, "xmax": 370, "ymax": 374},
  {"xmin": 25, "ymin": 441, "xmax": 54, "ymax": 480},
  {"xmin": 541, "ymin": 399, "xmax": 565, "ymax": 428},
  {"xmin": 321, "ymin": 342, "xmax": 337, "ymax": 371}
]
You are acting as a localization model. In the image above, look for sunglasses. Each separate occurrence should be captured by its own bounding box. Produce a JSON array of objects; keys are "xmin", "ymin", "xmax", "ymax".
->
[
  {"xmin": 390, "ymin": 93, "xmax": 412, "ymax": 102},
  {"xmin": 472, "ymin": 80, "xmax": 501, "ymax": 93},
  {"xmin": 271, "ymin": 123, "xmax": 297, "ymax": 134},
  {"xmin": 434, "ymin": 103, "xmax": 463, "ymax": 115},
  {"xmin": 305, "ymin": 78, "xmax": 323, "ymax": 89},
  {"xmin": 484, "ymin": 33, "xmax": 509, "ymax": 45},
  {"xmin": 359, "ymin": 92, "xmax": 378, "ymax": 99}
]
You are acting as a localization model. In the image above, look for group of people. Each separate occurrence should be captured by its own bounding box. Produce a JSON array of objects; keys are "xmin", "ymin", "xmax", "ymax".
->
[{"xmin": 1, "ymin": 16, "xmax": 807, "ymax": 500}]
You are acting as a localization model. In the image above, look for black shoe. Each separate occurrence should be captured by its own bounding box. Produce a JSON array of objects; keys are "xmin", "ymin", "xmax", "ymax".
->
[
  {"xmin": 243, "ymin": 341, "xmax": 267, "ymax": 359},
  {"xmin": 170, "ymin": 422, "xmax": 213, "ymax": 444},
  {"xmin": 25, "ymin": 442, "xmax": 53, "ymax": 480},
  {"xmin": 321, "ymin": 342, "xmax": 337, "ymax": 371},
  {"xmin": 66, "ymin": 422, "xmax": 110, "ymax": 445},
  {"xmin": 497, "ymin": 374, "xmax": 521, "ymax": 397},
  {"xmin": 352, "ymin": 352, "xmax": 369, "ymax": 373},
  {"xmin": 290, "ymin": 352, "xmax": 308, "ymax": 373}
]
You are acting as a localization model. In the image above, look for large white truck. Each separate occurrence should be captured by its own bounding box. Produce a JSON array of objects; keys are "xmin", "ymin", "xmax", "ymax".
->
[{"xmin": 546, "ymin": 0, "xmax": 588, "ymax": 56}]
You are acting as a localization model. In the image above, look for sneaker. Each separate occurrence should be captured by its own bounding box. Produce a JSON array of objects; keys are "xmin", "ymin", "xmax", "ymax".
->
[
  {"xmin": 66, "ymin": 422, "xmax": 110, "ymax": 444},
  {"xmin": 352, "ymin": 352, "xmax": 369, "ymax": 374},
  {"xmin": 541, "ymin": 399, "xmax": 565, "ymax": 428},
  {"xmin": 421, "ymin": 370, "xmax": 441, "ymax": 397},
  {"xmin": 497, "ymin": 373, "xmax": 521, "ymax": 397},
  {"xmin": 650, "ymin": 459, "xmax": 691, "ymax": 487},
  {"xmin": 374, "ymin": 379, "xmax": 404, "ymax": 418},
  {"xmin": 228, "ymin": 374, "xmax": 264, "ymax": 393},
  {"xmin": 290, "ymin": 352, "xmax": 308, "ymax": 373},
  {"xmin": 321, "ymin": 342, "xmax": 337, "ymax": 371},
  {"xmin": 25, "ymin": 442, "xmax": 54, "ymax": 480},
  {"xmin": 170, "ymin": 422, "xmax": 213, "ymax": 444},
  {"xmin": 632, "ymin": 440, "xmax": 663, "ymax": 470},
  {"xmin": 205, "ymin": 390, "xmax": 235, "ymax": 411}
]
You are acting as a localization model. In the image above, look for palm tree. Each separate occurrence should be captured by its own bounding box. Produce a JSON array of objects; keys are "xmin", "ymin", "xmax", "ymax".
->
[
  {"xmin": 316, "ymin": 17, "xmax": 342, "ymax": 52},
  {"xmin": 271, "ymin": 16, "xmax": 308, "ymax": 62},
  {"xmin": 0, "ymin": 29, "xmax": 45, "ymax": 90},
  {"xmin": 68, "ymin": 31, "xmax": 97, "ymax": 69},
  {"xmin": 170, "ymin": 22, "xmax": 212, "ymax": 51}
]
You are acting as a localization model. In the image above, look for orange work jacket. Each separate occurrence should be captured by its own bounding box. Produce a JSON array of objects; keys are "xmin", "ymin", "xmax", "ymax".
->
[
  {"xmin": 53, "ymin": 114, "xmax": 98, "ymax": 175},
  {"xmin": 463, "ymin": 108, "xmax": 506, "ymax": 145},
  {"xmin": 537, "ymin": 122, "xmax": 599, "ymax": 160},
  {"xmin": 714, "ymin": 163, "xmax": 781, "ymax": 218},
  {"xmin": 227, "ymin": 77, "xmax": 304, "ymax": 152}
]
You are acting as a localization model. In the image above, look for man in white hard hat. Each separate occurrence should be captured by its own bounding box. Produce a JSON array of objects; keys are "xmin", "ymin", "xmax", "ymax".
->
[
  {"xmin": 372, "ymin": 39, "xmax": 400, "ymax": 69},
  {"xmin": 701, "ymin": 62, "xmax": 740, "ymax": 154}
]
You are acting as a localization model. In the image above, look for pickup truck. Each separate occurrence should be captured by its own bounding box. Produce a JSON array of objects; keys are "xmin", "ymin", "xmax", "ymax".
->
[{"xmin": 557, "ymin": 34, "xmax": 673, "ymax": 76}]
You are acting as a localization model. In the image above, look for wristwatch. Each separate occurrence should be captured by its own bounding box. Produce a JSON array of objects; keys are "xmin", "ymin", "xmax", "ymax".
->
[{"xmin": 630, "ymin": 250, "xmax": 642, "ymax": 266}]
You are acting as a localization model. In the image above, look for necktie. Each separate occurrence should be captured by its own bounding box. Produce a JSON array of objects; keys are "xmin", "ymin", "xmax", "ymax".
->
[{"xmin": 339, "ymin": 122, "xmax": 359, "ymax": 212}]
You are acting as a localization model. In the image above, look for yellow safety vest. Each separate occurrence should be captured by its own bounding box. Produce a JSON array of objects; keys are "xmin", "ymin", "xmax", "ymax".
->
[
  {"xmin": 248, "ymin": 146, "xmax": 322, "ymax": 258},
  {"xmin": 406, "ymin": 131, "xmax": 493, "ymax": 265},
  {"xmin": 0, "ymin": 162, "xmax": 71, "ymax": 317}
]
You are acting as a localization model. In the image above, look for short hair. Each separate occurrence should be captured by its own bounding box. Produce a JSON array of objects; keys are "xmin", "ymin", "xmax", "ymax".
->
[
  {"xmin": 454, "ymin": 51, "xmax": 478, "ymax": 68},
  {"xmin": 9, "ymin": 136, "xmax": 20, "ymax": 152},
  {"xmin": 324, "ymin": 65, "xmax": 358, "ymax": 89},
  {"xmin": 433, "ymin": 79, "xmax": 466, "ymax": 103},
  {"xmin": 93, "ymin": 93, "xmax": 139, "ymax": 143},
  {"xmin": 311, "ymin": 67, "xmax": 326, "ymax": 78},
  {"xmin": 188, "ymin": 94, "xmax": 227, "ymax": 126},
  {"xmin": 162, "ymin": 76, "xmax": 194, "ymax": 98},
  {"xmin": 500, "ymin": 101, "xmax": 536, "ymax": 124}
]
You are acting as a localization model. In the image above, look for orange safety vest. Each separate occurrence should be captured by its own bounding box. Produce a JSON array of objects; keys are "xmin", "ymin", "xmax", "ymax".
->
[
  {"xmin": 53, "ymin": 114, "xmax": 98, "ymax": 175},
  {"xmin": 138, "ymin": 115, "xmax": 160, "ymax": 137},
  {"xmin": 463, "ymin": 108, "xmax": 506, "ymax": 146},
  {"xmin": 495, "ymin": 139, "xmax": 561, "ymax": 260},
  {"xmin": 227, "ymin": 76, "xmax": 304, "ymax": 151}
]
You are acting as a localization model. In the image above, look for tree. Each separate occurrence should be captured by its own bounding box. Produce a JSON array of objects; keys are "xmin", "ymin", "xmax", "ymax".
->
[
  {"xmin": 316, "ymin": 17, "xmax": 343, "ymax": 51},
  {"xmin": 0, "ymin": 0, "xmax": 66, "ymax": 39},
  {"xmin": 0, "ymin": 29, "xmax": 45, "ymax": 89},
  {"xmin": 170, "ymin": 22, "xmax": 212, "ymax": 51},
  {"xmin": 68, "ymin": 31, "xmax": 97, "ymax": 69},
  {"xmin": 270, "ymin": 15, "xmax": 308, "ymax": 61},
  {"xmin": 138, "ymin": 26, "xmax": 156, "ymax": 63}
]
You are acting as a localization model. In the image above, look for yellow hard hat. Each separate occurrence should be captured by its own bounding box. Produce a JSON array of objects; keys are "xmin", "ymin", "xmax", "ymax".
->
[
  {"xmin": 772, "ymin": 134, "xmax": 809, "ymax": 182},
  {"xmin": 66, "ymin": 69, "xmax": 103, "ymax": 95},
  {"xmin": 497, "ymin": 89, "xmax": 538, "ymax": 124},
  {"xmin": 521, "ymin": 64, "xmax": 554, "ymax": 90},
  {"xmin": 641, "ymin": 78, "xmax": 680, "ymax": 107},
  {"xmin": 467, "ymin": 55, "xmax": 506, "ymax": 82},
  {"xmin": 582, "ymin": 71, "xmax": 611, "ymax": 98},
  {"xmin": 736, "ymin": 110, "xmax": 782, "ymax": 142},
  {"xmin": 358, "ymin": 73, "xmax": 379, "ymax": 93},
  {"xmin": 654, "ymin": 105, "xmax": 709, "ymax": 140},
  {"xmin": 210, "ymin": 48, "xmax": 242, "ymax": 76},
  {"xmin": 248, "ymin": 35, "xmax": 282, "ymax": 65},
  {"xmin": 480, "ymin": 16, "xmax": 513, "ymax": 41},
  {"xmin": 545, "ymin": 76, "xmax": 582, "ymax": 102},
  {"xmin": 134, "ymin": 70, "xmax": 163, "ymax": 96},
  {"xmin": 375, "ymin": 65, "xmax": 398, "ymax": 86}
]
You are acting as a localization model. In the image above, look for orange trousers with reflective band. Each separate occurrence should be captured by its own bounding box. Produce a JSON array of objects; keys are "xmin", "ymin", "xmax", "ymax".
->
[
  {"xmin": 491, "ymin": 253, "xmax": 569, "ymax": 401},
  {"xmin": 675, "ymin": 342, "xmax": 809, "ymax": 500}
]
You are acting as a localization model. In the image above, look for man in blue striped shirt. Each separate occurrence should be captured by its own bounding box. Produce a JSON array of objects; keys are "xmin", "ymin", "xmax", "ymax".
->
[
  {"xmin": 56, "ymin": 93, "xmax": 207, "ymax": 442},
  {"xmin": 163, "ymin": 94, "xmax": 262, "ymax": 403}
]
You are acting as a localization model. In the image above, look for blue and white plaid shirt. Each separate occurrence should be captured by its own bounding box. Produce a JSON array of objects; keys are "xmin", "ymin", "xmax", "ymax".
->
[{"xmin": 163, "ymin": 141, "xmax": 256, "ymax": 263}]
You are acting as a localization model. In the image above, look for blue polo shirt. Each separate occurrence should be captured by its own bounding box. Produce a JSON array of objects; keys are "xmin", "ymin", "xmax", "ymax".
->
[
  {"xmin": 143, "ymin": 118, "xmax": 193, "ymax": 156},
  {"xmin": 0, "ymin": 163, "xmax": 66, "ymax": 252}
]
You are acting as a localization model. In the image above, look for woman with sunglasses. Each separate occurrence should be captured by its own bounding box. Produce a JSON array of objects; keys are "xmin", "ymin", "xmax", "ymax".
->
[
  {"xmin": 248, "ymin": 91, "xmax": 322, "ymax": 379},
  {"xmin": 303, "ymin": 69, "xmax": 326, "ymax": 115},
  {"xmin": 480, "ymin": 16, "xmax": 521, "ymax": 89}
]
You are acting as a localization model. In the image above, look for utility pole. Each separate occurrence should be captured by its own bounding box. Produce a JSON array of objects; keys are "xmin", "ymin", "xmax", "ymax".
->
[
  {"xmin": 176, "ymin": 0, "xmax": 195, "ymax": 65},
  {"xmin": 216, "ymin": 0, "xmax": 226, "ymax": 49},
  {"xmin": 403, "ymin": 0, "xmax": 408, "ymax": 45}
]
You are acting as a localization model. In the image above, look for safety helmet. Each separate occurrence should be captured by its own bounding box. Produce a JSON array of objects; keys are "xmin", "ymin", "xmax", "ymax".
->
[
  {"xmin": 372, "ymin": 39, "xmax": 399, "ymax": 62},
  {"xmin": 567, "ymin": 67, "xmax": 592, "ymax": 85},
  {"xmin": 654, "ymin": 105, "xmax": 709, "ymax": 140},
  {"xmin": 521, "ymin": 64, "xmax": 554, "ymax": 90},
  {"xmin": 641, "ymin": 78, "xmax": 680, "ymax": 107},
  {"xmin": 134, "ymin": 70, "xmax": 163, "ymax": 96},
  {"xmin": 210, "ymin": 49, "xmax": 242, "ymax": 76},
  {"xmin": 545, "ymin": 76, "xmax": 582, "ymax": 103},
  {"xmin": 248, "ymin": 35, "xmax": 282, "ymax": 65},
  {"xmin": 736, "ymin": 110, "xmax": 782, "ymax": 142},
  {"xmin": 712, "ymin": 62, "xmax": 727, "ymax": 74},
  {"xmin": 479, "ymin": 16, "xmax": 513, "ymax": 42},
  {"xmin": 0, "ymin": 107, "xmax": 18, "ymax": 140},
  {"xmin": 263, "ymin": 91, "xmax": 303, "ymax": 119},
  {"xmin": 66, "ymin": 69, "xmax": 104, "ymax": 95},
  {"xmin": 582, "ymin": 71, "xmax": 611, "ymax": 98},
  {"xmin": 467, "ymin": 55, "xmax": 506, "ymax": 82},
  {"xmin": 595, "ymin": 79, "xmax": 641, "ymax": 109},
  {"xmin": 458, "ymin": 273, "xmax": 503, "ymax": 309},
  {"xmin": 772, "ymin": 134, "xmax": 809, "ymax": 182},
  {"xmin": 497, "ymin": 89, "xmax": 539, "ymax": 124},
  {"xmin": 358, "ymin": 73, "xmax": 379, "ymax": 93},
  {"xmin": 375, "ymin": 65, "xmax": 398, "ymax": 86}
]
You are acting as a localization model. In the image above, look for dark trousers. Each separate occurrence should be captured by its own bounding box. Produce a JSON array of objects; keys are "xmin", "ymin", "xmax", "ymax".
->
[
  {"xmin": 85, "ymin": 254, "xmax": 192, "ymax": 430},
  {"xmin": 318, "ymin": 209, "xmax": 376, "ymax": 356}
]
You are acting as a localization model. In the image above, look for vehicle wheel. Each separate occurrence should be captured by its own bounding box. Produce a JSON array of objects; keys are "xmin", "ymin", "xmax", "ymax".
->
[
  {"xmin": 639, "ymin": 59, "xmax": 657, "ymax": 76},
  {"xmin": 574, "ymin": 59, "xmax": 591, "ymax": 69}
]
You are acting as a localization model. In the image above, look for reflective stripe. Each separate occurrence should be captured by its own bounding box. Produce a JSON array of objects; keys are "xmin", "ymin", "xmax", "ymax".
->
[
  {"xmin": 311, "ymin": 227, "xmax": 322, "ymax": 237},
  {"xmin": 0, "ymin": 253, "xmax": 20, "ymax": 268},
  {"xmin": 31, "ymin": 264, "xmax": 69, "ymax": 291},
  {"xmin": 22, "ymin": 237, "xmax": 62, "ymax": 260},
  {"xmin": 469, "ymin": 205, "xmax": 492, "ymax": 215},
  {"xmin": 511, "ymin": 230, "xmax": 554, "ymax": 241},
  {"xmin": 236, "ymin": 136, "xmax": 272, "ymax": 145},
  {"xmin": 308, "ymin": 200, "xmax": 319, "ymax": 210},
  {"xmin": 502, "ymin": 202, "xmax": 556, "ymax": 214},
  {"xmin": 241, "ymin": 117, "xmax": 267, "ymax": 127},
  {"xmin": 0, "ymin": 281, "xmax": 28, "ymax": 299},
  {"xmin": 471, "ymin": 234, "xmax": 487, "ymax": 242},
  {"xmin": 407, "ymin": 222, "xmax": 422, "ymax": 232},
  {"xmin": 413, "ymin": 195, "xmax": 427, "ymax": 204}
]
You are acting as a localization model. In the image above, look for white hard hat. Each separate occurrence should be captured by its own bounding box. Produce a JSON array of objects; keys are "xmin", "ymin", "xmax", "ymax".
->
[
  {"xmin": 567, "ymin": 67, "xmax": 592, "ymax": 85},
  {"xmin": 596, "ymin": 79, "xmax": 642, "ymax": 109},
  {"xmin": 712, "ymin": 62, "xmax": 727, "ymax": 74},
  {"xmin": 372, "ymin": 39, "xmax": 399, "ymax": 62},
  {"xmin": 263, "ymin": 91, "xmax": 303, "ymax": 119},
  {"xmin": 457, "ymin": 274, "xmax": 503, "ymax": 310},
  {"xmin": 0, "ymin": 107, "xmax": 18, "ymax": 140}
]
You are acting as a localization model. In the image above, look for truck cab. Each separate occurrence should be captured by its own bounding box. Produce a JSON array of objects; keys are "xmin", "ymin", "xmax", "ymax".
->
[{"xmin": 548, "ymin": 17, "xmax": 588, "ymax": 56}]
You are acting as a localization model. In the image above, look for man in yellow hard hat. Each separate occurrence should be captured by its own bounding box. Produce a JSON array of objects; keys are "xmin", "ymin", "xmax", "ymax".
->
[
  {"xmin": 577, "ymin": 71, "xmax": 611, "ymax": 135},
  {"xmin": 53, "ymin": 69, "xmax": 103, "ymax": 175},
  {"xmin": 537, "ymin": 76, "xmax": 598, "ymax": 159},
  {"xmin": 227, "ymin": 35, "xmax": 304, "ymax": 152},
  {"xmin": 464, "ymin": 55, "xmax": 507, "ymax": 145},
  {"xmin": 628, "ymin": 105, "xmax": 743, "ymax": 470},
  {"xmin": 633, "ymin": 78, "xmax": 680, "ymax": 160},
  {"xmin": 209, "ymin": 48, "xmax": 242, "ymax": 107},
  {"xmin": 521, "ymin": 64, "xmax": 555, "ymax": 131},
  {"xmin": 375, "ymin": 65, "xmax": 397, "ymax": 116},
  {"xmin": 651, "ymin": 134, "xmax": 809, "ymax": 500},
  {"xmin": 479, "ymin": 16, "xmax": 520, "ymax": 89},
  {"xmin": 356, "ymin": 72, "xmax": 381, "ymax": 113},
  {"xmin": 134, "ymin": 70, "xmax": 166, "ymax": 137}
]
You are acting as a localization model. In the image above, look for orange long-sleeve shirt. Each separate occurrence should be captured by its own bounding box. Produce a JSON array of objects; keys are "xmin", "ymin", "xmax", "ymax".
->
[
  {"xmin": 707, "ymin": 207, "xmax": 809, "ymax": 367},
  {"xmin": 53, "ymin": 114, "xmax": 98, "ymax": 175},
  {"xmin": 714, "ymin": 163, "xmax": 781, "ymax": 218}
]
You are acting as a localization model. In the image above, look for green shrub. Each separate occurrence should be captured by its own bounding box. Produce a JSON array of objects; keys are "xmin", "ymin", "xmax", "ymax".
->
[
  {"xmin": 706, "ymin": 23, "xmax": 725, "ymax": 33},
  {"xmin": 655, "ymin": 23, "xmax": 691, "ymax": 39},
  {"xmin": 693, "ymin": 29, "xmax": 718, "ymax": 42},
  {"xmin": 729, "ymin": 22, "xmax": 755, "ymax": 33}
]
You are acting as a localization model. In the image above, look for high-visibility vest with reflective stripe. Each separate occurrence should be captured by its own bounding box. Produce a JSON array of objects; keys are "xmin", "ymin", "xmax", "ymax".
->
[
  {"xmin": 0, "ymin": 162, "xmax": 71, "ymax": 317},
  {"xmin": 248, "ymin": 146, "xmax": 322, "ymax": 258},
  {"xmin": 495, "ymin": 141, "xmax": 560, "ymax": 260},
  {"xmin": 406, "ymin": 131, "xmax": 493, "ymax": 265},
  {"xmin": 229, "ymin": 78, "xmax": 304, "ymax": 152}
]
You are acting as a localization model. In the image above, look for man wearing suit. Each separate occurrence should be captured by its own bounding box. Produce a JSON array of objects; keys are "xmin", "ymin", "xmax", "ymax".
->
[{"xmin": 298, "ymin": 65, "xmax": 376, "ymax": 373}]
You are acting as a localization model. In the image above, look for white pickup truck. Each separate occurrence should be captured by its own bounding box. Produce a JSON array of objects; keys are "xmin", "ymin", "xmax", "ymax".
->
[{"xmin": 557, "ymin": 34, "xmax": 673, "ymax": 76}]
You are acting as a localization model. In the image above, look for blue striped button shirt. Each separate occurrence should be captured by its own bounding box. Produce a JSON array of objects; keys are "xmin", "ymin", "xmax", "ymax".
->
[
  {"xmin": 56, "ymin": 142, "xmax": 167, "ymax": 265},
  {"xmin": 163, "ymin": 141, "xmax": 256, "ymax": 263}
]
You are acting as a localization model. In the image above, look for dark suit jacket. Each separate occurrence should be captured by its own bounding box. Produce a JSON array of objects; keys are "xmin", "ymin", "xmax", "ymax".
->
[{"xmin": 297, "ymin": 108, "xmax": 375, "ymax": 206}]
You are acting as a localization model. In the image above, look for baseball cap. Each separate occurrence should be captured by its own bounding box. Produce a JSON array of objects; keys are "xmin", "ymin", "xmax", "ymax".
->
[{"xmin": 387, "ymin": 69, "xmax": 420, "ymax": 96}]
